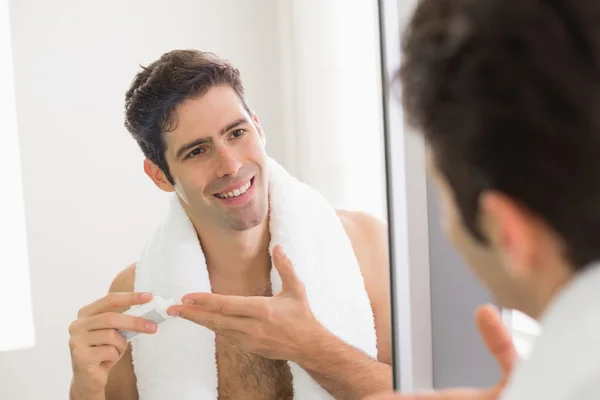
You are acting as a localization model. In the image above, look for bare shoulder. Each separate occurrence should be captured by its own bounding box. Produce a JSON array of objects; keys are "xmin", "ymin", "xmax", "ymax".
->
[
  {"xmin": 106, "ymin": 262, "xmax": 139, "ymax": 400},
  {"xmin": 336, "ymin": 209, "xmax": 392, "ymax": 364},
  {"xmin": 335, "ymin": 209, "xmax": 389, "ymax": 287},
  {"xmin": 109, "ymin": 262, "xmax": 137, "ymax": 294},
  {"xmin": 336, "ymin": 209, "xmax": 389, "ymax": 258}
]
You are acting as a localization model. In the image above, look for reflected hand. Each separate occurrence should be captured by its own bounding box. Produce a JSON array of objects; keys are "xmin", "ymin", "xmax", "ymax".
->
[
  {"xmin": 68, "ymin": 292, "xmax": 159, "ymax": 398},
  {"xmin": 364, "ymin": 305, "xmax": 517, "ymax": 400},
  {"xmin": 167, "ymin": 245, "xmax": 325, "ymax": 360}
]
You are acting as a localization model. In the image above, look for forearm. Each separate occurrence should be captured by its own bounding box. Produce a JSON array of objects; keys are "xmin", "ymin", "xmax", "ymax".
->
[{"xmin": 295, "ymin": 329, "xmax": 393, "ymax": 400}]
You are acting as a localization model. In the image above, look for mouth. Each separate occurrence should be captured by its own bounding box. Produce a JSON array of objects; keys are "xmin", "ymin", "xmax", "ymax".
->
[{"xmin": 214, "ymin": 177, "xmax": 254, "ymax": 200}]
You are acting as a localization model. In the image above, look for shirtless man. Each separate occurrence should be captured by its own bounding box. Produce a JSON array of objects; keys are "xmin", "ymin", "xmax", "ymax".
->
[{"xmin": 67, "ymin": 50, "xmax": 393, "ymax": 400}]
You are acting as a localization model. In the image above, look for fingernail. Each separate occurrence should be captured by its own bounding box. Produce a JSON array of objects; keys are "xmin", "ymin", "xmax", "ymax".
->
[
  {"xmin": 167, "ymin": 309, "xmax": 179, "ymax": 317},
  {"xmin": 183, "ymin": 298, "xmax": 194, "ymax": 305},
  {"xmin": 140, "ymin": 292, "xmax": 153, "ymax": 301},
  {"xmin": 146, "ymin": 322, "xmax": 157, "ymax": 332}
]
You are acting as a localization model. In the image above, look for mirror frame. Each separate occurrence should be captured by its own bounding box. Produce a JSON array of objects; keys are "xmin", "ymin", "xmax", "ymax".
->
[{"xmin": 377, "ymin": 0, "xmax": 503, "ymax": 391}]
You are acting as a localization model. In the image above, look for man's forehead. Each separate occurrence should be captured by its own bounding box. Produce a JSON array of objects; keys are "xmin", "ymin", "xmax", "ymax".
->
[
  {"xmin": 175, "ymin": 90, "xmax": 248, "ymax": 128},
  {"xmin": 167, "ymin": 101, "xmax": 250, "ymax": 145}
]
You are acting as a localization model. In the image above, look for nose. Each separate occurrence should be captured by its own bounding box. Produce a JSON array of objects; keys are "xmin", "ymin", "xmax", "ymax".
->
[{"xmin": 215, "ymin": 147, "xmax": 242, "ymax": 178}]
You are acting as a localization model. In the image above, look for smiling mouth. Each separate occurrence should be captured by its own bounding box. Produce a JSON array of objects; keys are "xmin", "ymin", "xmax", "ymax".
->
[{"xmin": 214, "ymin": 177, "xmax": 254, "ymax": 199}]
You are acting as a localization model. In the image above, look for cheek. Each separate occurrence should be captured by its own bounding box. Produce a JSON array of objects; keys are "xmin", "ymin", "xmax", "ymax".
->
[
  {"xmin": 246, "ymin": 145, "xmax": 268, "ymax": 174},
  {"xmin": 251, "ymin": 139, "xmax": 267, "ymax": 160},
  {"xmin": 174, "ymin": 163, "xmax": 212, "ymax": 191},
  {"xmin": 440, "ymin": 201, "xmax": 501, "ymax": 277},
  {"xmin": 247, "ymin": 131, "xmax": 267, "ymax": 152},
  {"xmin": 173, "ymin": 180, "xmax": 190, "ymax": 204},
  {"xmin": 173, "ymin": 172, "xmax": 209, "ymax": 204}
]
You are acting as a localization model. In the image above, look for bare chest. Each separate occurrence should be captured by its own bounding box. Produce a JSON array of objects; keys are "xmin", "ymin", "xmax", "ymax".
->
[
  {"xmin": 210, "ymin": 273, "xmax": 293, "ymax": 399},
  {"xmin": 215, "ymin": 335, "xmax": 293, "ymax": 400}
]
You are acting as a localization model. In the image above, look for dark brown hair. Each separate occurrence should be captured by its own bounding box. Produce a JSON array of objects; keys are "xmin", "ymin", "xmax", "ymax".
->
[
  {"xmin": 398, "ymin": 0, "xmax": 600, "ymax": 270},
  {"xmin": 124, "ymin": 50, "xmax": 251, "ymax": 184}
]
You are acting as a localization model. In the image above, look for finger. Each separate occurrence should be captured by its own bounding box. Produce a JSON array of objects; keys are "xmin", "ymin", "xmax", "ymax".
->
[
  {"xmin": 475, "ymin": 304, "xmax": 517, "ymax": 378},
  {"xmin": 89, "ymin": 345, "xmax": 121, "ymax": 365},
  {"xmin": 168, "ymin": 305, "xmax": 253, "ymax": 333},
  {"xmin": 78, "ymin": 292, "xmax": 153, "ymax": 318},
  {"xmin": 82, "ymin": 330, "xmax": 128, "ymax": 357},
  {"xmin": 272, "ymin": 245, "xmax": 304, "ymax": 294},
  {"xmin": 180, "ymin": 292, "xmax": 267, "ymax": 318},
  {"xmin": 77, "ymin": 312, "xmax": 158, "ymax": 334}
]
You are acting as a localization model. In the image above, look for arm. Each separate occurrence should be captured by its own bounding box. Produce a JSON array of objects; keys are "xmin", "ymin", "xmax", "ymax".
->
[
  {"xmin": 338, "ymin": 210, "xmax": 393, "ymax": 365},
  {"xmin": 295, "ymin": 328, "xmax": 393, "ymax": 399},
  {"xmin": 291, "ymin": 210, "xmax": 392, "ymax": 399}
]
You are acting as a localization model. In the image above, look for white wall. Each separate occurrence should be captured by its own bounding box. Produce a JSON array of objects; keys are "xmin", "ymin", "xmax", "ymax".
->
[
  {"xmin": 4, "ymin": 1, "xmax": 284, "ymax": 398},
  {"xmin": 0, "ymin": 0, "xmax": 35, "ymax": 353},
  {"xmin": 277, "ymin": 0, "xmax": 387, "ymax": 221}
]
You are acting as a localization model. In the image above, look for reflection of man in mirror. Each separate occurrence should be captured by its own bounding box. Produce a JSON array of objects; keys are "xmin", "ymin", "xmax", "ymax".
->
[
  {"xmin": 67, "ymin": 50, "xmax": 392, "ymax": 400},
  {"xmin": 372, "ymin": 0, "xmax": 600, "ymax": 400}
]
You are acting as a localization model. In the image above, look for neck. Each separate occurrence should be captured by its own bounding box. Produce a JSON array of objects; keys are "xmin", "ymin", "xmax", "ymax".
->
[
  {"xmin": 527, "ymin": 259, "xmax": 574, "ymax": 320},
  {"xmin": 193, "ymin": 217, "xmax": 272, "ymax": 278}
]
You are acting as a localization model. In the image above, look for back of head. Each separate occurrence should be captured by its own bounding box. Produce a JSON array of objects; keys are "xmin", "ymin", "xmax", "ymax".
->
[
  {"xmin": 399, "ymin": 0, "xmax": 600, "ymax": 270},
  {"xmin": 124, "ymin": 50, "xmax": 249, "ymax": 184}
]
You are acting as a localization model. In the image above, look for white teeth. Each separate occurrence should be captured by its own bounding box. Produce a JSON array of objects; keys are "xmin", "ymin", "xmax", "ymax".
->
[{"xmin": 217, "ymin": 180, "xmax": 252, "ymax": 199}]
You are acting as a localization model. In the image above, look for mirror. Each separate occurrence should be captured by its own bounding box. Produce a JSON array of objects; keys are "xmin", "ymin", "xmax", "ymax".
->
[{"xmin": 2, "ymin": 0, "xmax": 392, "ymax": 399}]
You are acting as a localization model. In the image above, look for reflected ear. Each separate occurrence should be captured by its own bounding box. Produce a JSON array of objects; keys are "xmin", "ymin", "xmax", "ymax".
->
[
  {"xmin": 480, "ymin": 191, "xmax": 538, "ymax": 277},
  {"xmin": 253, "ymin": 113, "xmax": 266, "ymax": 145},
  {"xmin": 143, "ymin": 159, "xmax": 175, "ymax": 193}
]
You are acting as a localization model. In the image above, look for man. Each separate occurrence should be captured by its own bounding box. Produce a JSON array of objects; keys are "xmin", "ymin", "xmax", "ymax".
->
[
  {"xmin": 370, "ymin": 0, "xmax": 600, "ymax": 399},
  {"xmin": 68, "ymin": 49, "xmax": 395, "ymax": 400}
]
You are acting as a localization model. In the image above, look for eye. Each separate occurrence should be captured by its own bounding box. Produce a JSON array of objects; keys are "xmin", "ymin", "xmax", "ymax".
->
[
  {"xmin": 231, "ymin": 129, "xmax": 245, "ymax": 139},
  {"xmin": 186, "ymin": 148, "xmax": 205, "ymax": 159}
]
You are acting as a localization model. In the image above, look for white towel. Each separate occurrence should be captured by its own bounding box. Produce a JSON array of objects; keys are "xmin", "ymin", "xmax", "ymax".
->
[{"xmin": 131, "ymin": 157, "xmax": 378, "ymax": 399}]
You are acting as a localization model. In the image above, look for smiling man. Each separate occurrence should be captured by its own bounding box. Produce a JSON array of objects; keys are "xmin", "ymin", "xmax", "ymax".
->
[{"xmin": 67, "ymin": 50, "xmax": 394, "ymax": 400}]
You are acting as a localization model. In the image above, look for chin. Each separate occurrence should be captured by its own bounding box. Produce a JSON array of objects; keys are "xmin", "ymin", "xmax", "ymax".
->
[
  {"xmin": 227, "ymin": 203, "xmax": 269, "ymax": 231},
  {"xmin": 227, "ymin": 215, "xmax": 266, "ymax": 231}
]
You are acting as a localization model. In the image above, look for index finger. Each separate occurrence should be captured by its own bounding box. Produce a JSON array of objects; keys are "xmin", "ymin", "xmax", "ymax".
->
[
  {"xmin": 78, "ymin": 292, "xmax": 153, "ymax": 318},
  {"xmin": 180, "ymin": 292, "xmax": 267, "ymax": 318}
]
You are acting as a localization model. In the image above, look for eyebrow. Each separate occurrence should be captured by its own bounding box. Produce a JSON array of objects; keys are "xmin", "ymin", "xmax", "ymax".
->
[{"xmin": 175, "ymin": 117, "xmax": 248, "ymax": 159}]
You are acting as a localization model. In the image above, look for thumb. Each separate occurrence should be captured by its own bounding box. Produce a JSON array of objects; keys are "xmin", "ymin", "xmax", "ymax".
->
[{"xmin": 272, "ymin": 245, "xmax": 304, "ymax": 295}]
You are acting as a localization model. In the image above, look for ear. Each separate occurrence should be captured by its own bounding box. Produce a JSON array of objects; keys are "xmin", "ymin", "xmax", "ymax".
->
[
  {"xmin": 252, "ymin": 113, "xmax": 266, "ymax": 145},
  {"xmin": 480, "ymin": 191, "xmax": 539, "ymax": 277},
  {"xmin": 143, "ymin": 159, "xmax": 175, "ymax": 193}
]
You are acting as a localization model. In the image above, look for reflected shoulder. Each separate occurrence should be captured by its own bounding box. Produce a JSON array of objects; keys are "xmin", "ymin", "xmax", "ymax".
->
[
  {"xmin": 109, "ymin": 263, "xmax": 137, "ymax": 293},
  {"xmin": 335, "ymin": 209, "xmax": 388, "ymax": 249},
  {"xmin": 335, "ymin": 209, "xmax": 392, "ymax": 365},
  {"xmin": 335, "ymin": 208, "xmax": 390, "ymax": 276}
]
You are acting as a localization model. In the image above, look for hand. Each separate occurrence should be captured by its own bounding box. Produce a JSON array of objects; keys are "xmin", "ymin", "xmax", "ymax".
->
[
  {"xmin": 68, "ymin": 292, "xmax": 159, "ymax": 397},
  {"xmin": 167, "ymin": 244, "xmax": 325, "ymax": 360},
  {"xmin": 363, "ymin": 304, "xmax": 517, "ymax": 400}
]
